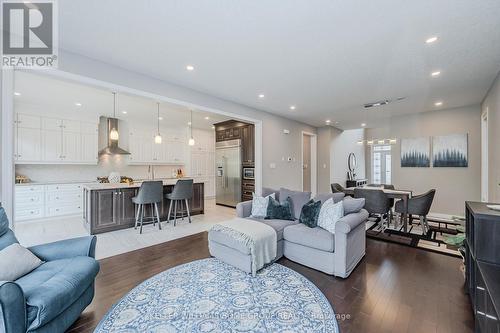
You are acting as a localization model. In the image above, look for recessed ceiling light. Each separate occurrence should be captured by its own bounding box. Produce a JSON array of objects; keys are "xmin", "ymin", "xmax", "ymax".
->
[
  {"xmin": 75, "ymin": 102, "xmax": 82, "ymax": 107},
  {"xmin": 186, "ymin": 65, "xmax": 195, "ymax": 71},
  {"xmin": 325, "ymin": 120, "xmax": 331, "ymax": 124},
  {"xmin": 122, "ymin": 110, "xmax": 127, "ymax": 114},
  {"xmin": 258, "ymin": 94, "xmax": 265, "ymax": 99},
  {"xmin": 204, "ymin": 116, "xmax": 210, "ymax": 120},
  {"xmin": 431, "ymin": 71, "xmax": 441, "ymax": 77},
  {"xmin": 434, "ymin": 101, "xmax": 443, "ymax": 107},
  {"xmin": 426, "ymin": 36, "xmax": 438, "ymax": 44},
  {"xmin": 361, "ymin": 123, "xmax": 366, "ymax": 127},
  {"xmin": 14, "ymin": 92, "xmax": 21, "ymax": 96},
  {"xmin": 289, "ymin": 105, "xmax": 296, "ymax": 110},
  {"xmin": 158, "ymin": 116, "xmax": 163, "ymax": 120}
]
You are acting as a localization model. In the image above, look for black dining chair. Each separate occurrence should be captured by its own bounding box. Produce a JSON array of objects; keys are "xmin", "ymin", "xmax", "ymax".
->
[
  {"xmin": 132, "ymin": 181, "xmax": 163, "ymax": 234},
  {"xmin": 331, "ymin": 183, "xmax": 345, "ymax": 193},
  {"xmin": 354, "ymin": 188, "xmax": 392, "ymax": 229},
  {"xmin": 395, "ymin": 189, "xmax": 436, "ymax": 235},
  {"xmin": 165, "ymin": 179, "xmax": 193, "ymax": 226}
]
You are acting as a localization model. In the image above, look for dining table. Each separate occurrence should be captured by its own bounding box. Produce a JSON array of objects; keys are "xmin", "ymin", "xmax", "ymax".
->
[{"xmin": 343, "ymin": 186, "xmax": 413, "ymax": 233}]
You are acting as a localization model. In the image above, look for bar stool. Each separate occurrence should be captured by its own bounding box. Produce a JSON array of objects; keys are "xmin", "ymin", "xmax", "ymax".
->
[
  {"xmin": 132, "ymin": 181, "xmax": 163, "ymax": 234},
  {"xmin": 166, "ymin": 179, "xmax": 193, "ymax": 226}
]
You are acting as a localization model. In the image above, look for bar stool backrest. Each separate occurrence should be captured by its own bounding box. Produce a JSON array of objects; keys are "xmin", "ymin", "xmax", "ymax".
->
[
  {"xmin": 135, "ymin": 181, "xmax": 163, "ymax": 204},
  {"xmin": 170, "ymin": 179, "xmax": 194, "ymax": 200}
]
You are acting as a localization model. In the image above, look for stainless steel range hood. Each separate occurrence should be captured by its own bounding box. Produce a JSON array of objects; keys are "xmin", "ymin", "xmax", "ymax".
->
[{"xmin": 98, "ymin": 117, "xmax": 130, "ymax": 155}]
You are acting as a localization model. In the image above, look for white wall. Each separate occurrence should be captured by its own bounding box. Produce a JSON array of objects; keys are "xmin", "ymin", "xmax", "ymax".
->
[
  {"xmin": 365, "ymin": 105, "xmax": 481, "ymax": 216},
  {"xmin": 55, "ymin": 51, "xmax": 317, "ymax": 191},
  {"xmin": 317, "ymin": 127, "xmax": 366, "ymax": 193},
  {"xmin": 330, "ymin": 128, "xmax": 366, "ymax": 185},
  {"xmin": 482, "ymin": 71, "xmax": 500, "ymax": 204}
]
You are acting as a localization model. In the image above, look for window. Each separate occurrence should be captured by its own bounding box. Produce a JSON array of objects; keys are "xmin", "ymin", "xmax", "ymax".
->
[{"xmin": 372, "ymin": 145, "xmax": 392, "ymax": 185}]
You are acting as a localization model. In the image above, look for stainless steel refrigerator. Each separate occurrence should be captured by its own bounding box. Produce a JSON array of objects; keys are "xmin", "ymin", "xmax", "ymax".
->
[{"xmin": 216, "ymin": 139, "xmax": 242, "ymax": 207}]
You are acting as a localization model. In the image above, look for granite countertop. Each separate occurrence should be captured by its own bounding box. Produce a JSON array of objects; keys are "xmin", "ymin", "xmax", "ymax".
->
[
  {"xmin": 16, "ymin": 177, "xmax": 203, "ymax": 188},
  {"xmin": 15, "ymin": 180, "xmax": 96, "ymax": 186},
  {"xmin": 82, "ymin": 178, "xmax": 198, "ymax": 191}
]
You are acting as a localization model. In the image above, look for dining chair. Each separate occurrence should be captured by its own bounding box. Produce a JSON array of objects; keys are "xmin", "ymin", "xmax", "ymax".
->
[
  {"xmin": 395, "ymin": 189, "xmax": 436, "ymax": 235},
  {"xmin": 354, "ymin": 188, "xmax": 392, "ymax": 229},
  {"xmin": 331, "ymin": 183, "xmax": 345, "ymax": 193}
]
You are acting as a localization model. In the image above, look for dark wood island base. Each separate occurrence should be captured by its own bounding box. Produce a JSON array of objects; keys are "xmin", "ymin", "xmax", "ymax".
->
[{"xmin": 83, "ymin": 182, "xmax": 204, "ymax": 234}]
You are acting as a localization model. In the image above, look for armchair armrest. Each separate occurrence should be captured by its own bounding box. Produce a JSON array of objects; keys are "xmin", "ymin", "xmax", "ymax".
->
[
  {"xmin": 335, "ymin": 209, "xmax": 369, "ymax": 234},
  {"xmin": 0, "ymin": 281, "xmax": 26, "ymax": 333},
  {"xmin": 236, "ymin": 200, "xmax": 252, "ymax": 218},
  {"xmin": 28, "ymin": 236, "xmax": 97, "ymax": 261}
]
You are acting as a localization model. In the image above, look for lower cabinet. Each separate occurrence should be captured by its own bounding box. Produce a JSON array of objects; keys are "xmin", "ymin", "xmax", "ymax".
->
[
  {"xmin": 90, "ymin": 188, "xmax": 138, "ymax": 234},
  {"xmin": 87, "ymin": 183, "xmax": 204, "ymax": 234}
]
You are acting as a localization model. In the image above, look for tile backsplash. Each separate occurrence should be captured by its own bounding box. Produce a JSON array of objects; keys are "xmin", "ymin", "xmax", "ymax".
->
[{"xmin": 16, "ymin": 155, "xmax": 184, "ymax": 183}]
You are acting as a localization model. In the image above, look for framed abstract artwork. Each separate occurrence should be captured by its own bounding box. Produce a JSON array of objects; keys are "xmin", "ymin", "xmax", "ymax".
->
[
  {"xmin": 432, "ymin": 134, "xmax": 468, "ymax": 167},
  {"xmin": 400, "ymin": 137, "xmax": 430, "ymax": 167}
]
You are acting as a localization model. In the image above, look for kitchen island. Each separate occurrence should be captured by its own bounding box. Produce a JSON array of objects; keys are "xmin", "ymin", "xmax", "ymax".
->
[{"xmin": 82, "ymin": 180, "xmax": 204, "ymax": 234}]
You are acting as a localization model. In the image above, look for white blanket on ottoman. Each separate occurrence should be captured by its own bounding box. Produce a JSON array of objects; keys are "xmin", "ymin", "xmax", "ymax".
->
[{"xmin": 209, "ymin": 218, "xmax": 277, "ymax": 276}]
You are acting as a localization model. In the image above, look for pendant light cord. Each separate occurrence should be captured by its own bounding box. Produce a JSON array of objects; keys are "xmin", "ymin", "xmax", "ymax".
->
[
  {"xmin": 157, "ymin": 102, "xmax": 160, "ymax": 133},
  {"xmin": 113, "ymin": 92, "xmax": 116, "ymax": 118}
]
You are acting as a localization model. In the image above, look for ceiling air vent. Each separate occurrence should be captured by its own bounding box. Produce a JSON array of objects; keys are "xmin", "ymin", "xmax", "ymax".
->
[{"xmin": 364, "ymin": 99, "xmax": 391, "ymax": 109}]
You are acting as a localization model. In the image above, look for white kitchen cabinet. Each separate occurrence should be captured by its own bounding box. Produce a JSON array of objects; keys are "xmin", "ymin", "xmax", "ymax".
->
[
  {"xmin": 81, "ymin": 133, "xmax": 98, "ymax": 162},
  {"xmin": 42, "ymin": 130, "xmax": 63, "ymax": 161},
  {"xmin": 129, "ymin": 128, "xmax": 186, "ymax": 165},
  {"xmin": 15, "ymin": 183, "xmax": 84, "ymax": 222},
  {"xmin": 15, "ymin": 113, "xmax": 98, "ymax": 165},
  {"xmin": 62, "ymin": 131, "xmax": 82, "ymax": 162},
  {"xmin": 16, "ymin": 127, "xmax": 42, "ymax": 162}
]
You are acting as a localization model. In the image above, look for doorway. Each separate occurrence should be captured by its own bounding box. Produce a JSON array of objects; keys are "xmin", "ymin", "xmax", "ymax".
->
[
  {"xmin": 372, "ymin": 145, "xmax": 392, "ymax": 185},
  {"xmin": 481, "ymin": 109, "xmax": 488, "ymax": 202},
  {"xmin": 302, "ymin": 132, "xmax": 317, "ymax": 195}
]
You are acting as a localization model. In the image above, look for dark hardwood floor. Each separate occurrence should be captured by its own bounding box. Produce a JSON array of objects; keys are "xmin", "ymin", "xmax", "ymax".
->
[{"xmin": 68, "ymin": 232, "xmax": 474, "ymax": 333}]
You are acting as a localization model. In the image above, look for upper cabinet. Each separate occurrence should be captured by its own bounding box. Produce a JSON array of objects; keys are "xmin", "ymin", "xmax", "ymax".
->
[
  {"xmin": 128, "ymin": 127, "xmax": 187, "ymax": 165},
  {"xmin": 14, "ymin": 113, "xmax": 98, "ymax": 165},
  {"xmin": 241, "ymin": 124, "xmax": 255, "ymax": 166}
]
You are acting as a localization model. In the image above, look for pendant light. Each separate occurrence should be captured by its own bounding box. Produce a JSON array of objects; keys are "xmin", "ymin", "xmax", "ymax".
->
[
  {"xmin": 188, "ymin": 110, "xmax": 195, "ymax": 146},
  {"xmin": 109, "ymin": 92, "xmax": 119, "ymax": 141},
  {"xmin": 154, "ymin": 102, "xmax": 162, "ymax": 144}
]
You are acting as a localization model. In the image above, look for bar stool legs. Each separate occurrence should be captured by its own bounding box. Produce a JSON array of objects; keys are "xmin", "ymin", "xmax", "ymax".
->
[
  {"xmin": 135, "ymin": 202, "xmax": 161, "ymax": 234},
  {"xmin": 165, "ymin": 199, "xmax": 191, "ymax": 226},
  {"xmin": 185, "ymin": 199, "xmax": 191, "ymax": 223}
]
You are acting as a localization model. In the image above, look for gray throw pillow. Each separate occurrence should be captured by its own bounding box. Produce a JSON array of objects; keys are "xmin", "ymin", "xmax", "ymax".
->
[
  {"xmin": 279, "ymin": 188, "xmax": 311, "ymax": 220},
  {"xmin": 314, "ymin": 193, "xmax": 345, "ymax": 204},
  {"xmin": 343, "ymin": 197, "xmax": 365, "ymax": 214},
  {"xmin": 0, "ymin": 243, "xmax": 43, "ymax": 281}
]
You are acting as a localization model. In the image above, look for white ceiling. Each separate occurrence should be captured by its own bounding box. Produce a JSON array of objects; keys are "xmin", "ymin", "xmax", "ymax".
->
[
  {"xmin": 14, "ymin": 71, "xmax": 231, "ymax": 130},
  {"xmin": 56, "ymin": 0, "xmax": 500, "ymax": 129}
]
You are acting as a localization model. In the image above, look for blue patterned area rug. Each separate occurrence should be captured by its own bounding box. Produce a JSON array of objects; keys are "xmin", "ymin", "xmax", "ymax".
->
[{"xmin": 95, "ymin": 258, "xmax": 339, "ymax": 332}]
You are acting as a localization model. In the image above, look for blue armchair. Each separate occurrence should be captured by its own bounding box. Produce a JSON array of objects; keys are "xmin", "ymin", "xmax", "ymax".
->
[{"xmin": 0, "ymin": 208, "xmax": 99, "ymax": 333}]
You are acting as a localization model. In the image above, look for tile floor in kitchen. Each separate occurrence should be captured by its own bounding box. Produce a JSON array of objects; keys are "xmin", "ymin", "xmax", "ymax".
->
[{"xmin": 14, "ymin": 199, "xmax": 236, "ymax": 259}]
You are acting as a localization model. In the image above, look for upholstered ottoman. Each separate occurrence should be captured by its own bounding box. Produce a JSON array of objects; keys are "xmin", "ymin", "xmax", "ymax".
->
[{"xmin": 208, "ymin": 218, "xmax": 278, "ymax": 275}]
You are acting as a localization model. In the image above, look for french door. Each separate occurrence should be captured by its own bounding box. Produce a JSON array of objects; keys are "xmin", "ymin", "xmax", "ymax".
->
[{"xmin": 372, "ymin": 145, "xmax": 392, "ymax": 185}]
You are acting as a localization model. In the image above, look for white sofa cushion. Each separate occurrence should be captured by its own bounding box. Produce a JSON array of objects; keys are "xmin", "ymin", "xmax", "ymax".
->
[
  {"xmin": 251, "ymin": 192, "xmax": 275, "ymax": 218},
  {"xmin": 317, "ymin": 198, "xmax": 344, "ymax": 233}
]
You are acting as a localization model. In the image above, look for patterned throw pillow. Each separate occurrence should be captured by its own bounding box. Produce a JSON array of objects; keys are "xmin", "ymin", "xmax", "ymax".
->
[
  {"xmin": 299, "ymin": 199, "xmax": 322, "ymax": 228},
  {"xmin": 266, "ymin": 197, "xmax": 294, "ymax": 221},
  {"xmin": 317, "ymin": 198, "xmax": 344, "ymax": 233},
  {"xmin": 251, "ymin": 193, "xmax": 275, "ymax": 218}
]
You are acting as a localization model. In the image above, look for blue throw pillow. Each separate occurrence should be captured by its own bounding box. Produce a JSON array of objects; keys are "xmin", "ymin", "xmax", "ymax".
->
[
  {"xmin": 266, "ymin": 197, "xmax": 294, "ymax": 221},
  {"xmin": 299, "ymin": 199, "xmax": 322, "ymax": 228},
  {"xmin": 0, "ymin": 207, "xmax": 9, "ymax": 237}
]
